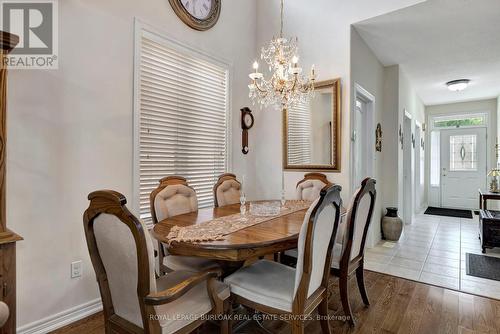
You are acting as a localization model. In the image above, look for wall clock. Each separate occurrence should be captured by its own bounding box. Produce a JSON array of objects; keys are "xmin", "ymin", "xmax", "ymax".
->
[
  {"xmin": 169, "ymin": 0, "xmax": 221, "ymax": 31},
  {"xmin": 241, "ymin": 107, "xmax": 254, "ymax": 154}
]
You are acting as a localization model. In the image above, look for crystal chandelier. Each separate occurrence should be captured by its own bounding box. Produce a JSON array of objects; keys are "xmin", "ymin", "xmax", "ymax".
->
[{"xmin": 248, "ymin": 0, "xmax": 316, "ymax": 110}]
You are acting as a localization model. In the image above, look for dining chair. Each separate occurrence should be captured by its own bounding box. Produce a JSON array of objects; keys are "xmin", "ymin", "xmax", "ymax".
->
[
  {"xmin": 296, "ymin": 173, "xmax": 332, "ymax": 201},
  {"xmin": 84, "ymin": 190, "xmax": 230, "ymax": 334},
  {"xmin": 284, "ymin": 173, "xmax": 340, "ymax": 263},
  {"xmin": 213, "ymin": 173, "xmax": 241, "ymax": 207},
  {"xmin": 150, "ymin": 176, "xmax": 219, "ymax": 274},
  {"xmin": 224, "ymin": 184, "xmax": 343, "ymax": 334},
  {"xmin": 330, "ymin": 177, "xmax": 376, "ymax": 326}
]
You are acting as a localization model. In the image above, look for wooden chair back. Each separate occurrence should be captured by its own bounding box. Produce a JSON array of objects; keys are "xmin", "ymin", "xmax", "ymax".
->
[
  {"xmin": 213, "ymin": 173, "xmax": 241, "ymax": 207},
  {"xmin": 340, "ymin": 178, "xmax": 377, "ymax": 269},
  {"xmin": 83, "ymin": 190, "xmax": 155, "ymax": 332},
  {"xmin": 295, "ymin": 173, "xmax": 333, "ymax": 201},
  {"xmin": 149, "ymin": 176, "xmax": 198, "ymax": 225},
  {"xmin": 293, "ymin": 184, "xmax": 342, "ymax": 313}
]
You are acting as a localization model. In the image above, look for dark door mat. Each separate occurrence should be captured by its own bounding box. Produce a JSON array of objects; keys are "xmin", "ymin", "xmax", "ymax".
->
[
  {"xmin": 424, "ymin": 206, "xmax": 472, "ymax": 219},
  {"xmin": 466, "ymin": 253, "xmax": 500, "ymax": 281}
]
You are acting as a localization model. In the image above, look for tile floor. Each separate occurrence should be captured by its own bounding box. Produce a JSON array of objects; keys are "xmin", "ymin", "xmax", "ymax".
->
[{"xmin": 365, "ymin": 212, "xmax": 500, "ymax": 300}]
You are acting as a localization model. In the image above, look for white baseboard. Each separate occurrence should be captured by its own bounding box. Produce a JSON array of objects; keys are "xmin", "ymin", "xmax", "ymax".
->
[{"xmin": 17, "ymin": 298, "xmax": 102, "ymax": 334}]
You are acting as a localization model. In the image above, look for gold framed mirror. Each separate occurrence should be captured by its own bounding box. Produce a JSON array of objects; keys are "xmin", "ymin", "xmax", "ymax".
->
[{"xmin": 283, "ymin": 78, "xmax": 341, "ymax": 171}]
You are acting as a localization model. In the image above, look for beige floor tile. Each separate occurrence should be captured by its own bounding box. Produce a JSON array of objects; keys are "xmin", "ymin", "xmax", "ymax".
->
[
  {"xmin": 428, "ymin": 248, "xmax": 461, "ymax": 260},
  {"xmin": 384, "ymin": 265, "xmax": 421, "ymax": 280},
  {"xmin": 420, "ymin": 272, "xmax": 459, "ymax": 290},
  {"xmin": 425, "ymin": 255, "xmax": 460, "ymax": 268},
  {"xmin": 389, "ymin": 257, "xmax": 424, "ymax": 270},
  {"xmin": 422, "ymin": 262, "xmax": 459, "ymax": 278}
]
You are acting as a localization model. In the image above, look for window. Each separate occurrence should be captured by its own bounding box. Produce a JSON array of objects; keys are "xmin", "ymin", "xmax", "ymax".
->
[
  {"xmin": 449, "ymin": 134, "xmax": 477, "ymax": 171},
  {"xmin": 287, "ymin": 100, "xmax": 312, "ymax": 165},
  {"xmin": 430, "ymin": 131, "xmax": 440, "ymax": 186},
  {"xmin": 433, "ymin": 113, "xmax": 486, "ymax": 129},
  {"xmin": 135, "ymin": 29, "xmax": 230, "ymax": 223}
]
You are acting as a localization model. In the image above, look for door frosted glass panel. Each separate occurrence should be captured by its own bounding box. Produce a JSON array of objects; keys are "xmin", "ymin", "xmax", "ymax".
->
[{"xmin": 449, "ymin": 135, "xmax": 477, "ymax": 171}]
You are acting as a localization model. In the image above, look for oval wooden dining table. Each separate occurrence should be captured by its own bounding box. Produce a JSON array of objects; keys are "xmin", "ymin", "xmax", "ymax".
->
[{"xmin": 151, "ymin": 202, "xmax": 347, "ymax": 274}]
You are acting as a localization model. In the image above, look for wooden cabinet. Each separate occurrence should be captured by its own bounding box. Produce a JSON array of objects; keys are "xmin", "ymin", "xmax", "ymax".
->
[
  {"xmin": 479, "ymin": 210, "xmax": 500, "ymax": 253},
  {"xmin": 0, "ymin": 239, "xmax": 19, "ymax": 334}
]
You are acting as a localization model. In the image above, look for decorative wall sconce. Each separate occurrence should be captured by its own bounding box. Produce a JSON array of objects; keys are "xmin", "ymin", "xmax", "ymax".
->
[
  {"xmin": 399, "ymin": 125, "xmax": 403, "ymax": 149},
  {"xmin": 375, "ymin": 123, "xmax": 382, "ymax": 152}
]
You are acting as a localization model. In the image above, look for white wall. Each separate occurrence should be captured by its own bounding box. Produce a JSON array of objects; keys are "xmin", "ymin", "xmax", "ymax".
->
[
  {"xmin": 397, "ymin": 68, "xmax": 426, "ymax": 222},
  {"xmin": 382, "ymin": 66, "xmax": 400, "ymax": 212},
  {"xmin": 425, "ymin": 98, "xmax": 498, "ymax": 207},
  {"xmin": 350, "ymin": 28, "xmax": 385, "ymax": 246},
  {"xmin": 8, "ymin": 0, "xmax": 256, "ymax": 330},
  {"xmin": 350, "ymin": 29, "xmax": 426, "ymax": 242}
]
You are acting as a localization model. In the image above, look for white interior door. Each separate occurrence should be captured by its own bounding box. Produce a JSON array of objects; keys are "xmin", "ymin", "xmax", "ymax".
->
[
  {"xmin": 440, "ymin": 127, "xmax": 486, "ymax": 209},
  {"xmin": 353, "ymin": 98, "xmax": 367, "ymax": 188}
]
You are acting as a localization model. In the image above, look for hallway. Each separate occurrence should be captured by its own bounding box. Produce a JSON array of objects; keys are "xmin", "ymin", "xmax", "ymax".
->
[{"xmin": 366, "ymin": 213, "xmax": 500, "ymax": 299}]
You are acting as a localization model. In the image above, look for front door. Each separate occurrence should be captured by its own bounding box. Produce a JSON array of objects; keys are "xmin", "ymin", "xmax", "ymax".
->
[{"xmin": 440, "ymin": 127, "xmax": 486, "ymax": 209}]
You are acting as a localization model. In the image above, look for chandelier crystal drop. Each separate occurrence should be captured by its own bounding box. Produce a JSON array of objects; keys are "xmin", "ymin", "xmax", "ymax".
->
[{"xmin": 248, "ymin": 0, "xmax": 316, "ymax": 110}]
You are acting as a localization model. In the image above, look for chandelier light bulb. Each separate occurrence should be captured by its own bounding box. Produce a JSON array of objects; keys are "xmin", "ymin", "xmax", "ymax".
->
[
  {"xmin": 253, "ymin": 61, "xmax": 259, "ymax": 71},
  {"xmin": 292, "ymin": 56, "xmax": 299, "ymax": 64}
]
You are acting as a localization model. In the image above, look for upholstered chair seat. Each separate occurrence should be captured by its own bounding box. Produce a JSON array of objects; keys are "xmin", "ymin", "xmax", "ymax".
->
[
  {"xmin": 225, "ymin": 185, "xmax": 343, "ymax": 334},
  {"xmin": 150, "ymin": 176, "xmax": 219, "ymax": 274},
  {"xmin": 225, "ymin": 260, "xmax": 296, "ymax": 311},
  {"xmin": 155, "ymin": 271, "xmax": 229, "ymax": 333},
  {"xmin": 163, "ymin": 255, "xmax": 220, "ymax": 272},
  {"xmin": 213, "ymin": 173, "xmax": 242, "ymax": 207},
  {"xmin": 84, "ymin": 190, "xmax": 230, "ymax": 333}
]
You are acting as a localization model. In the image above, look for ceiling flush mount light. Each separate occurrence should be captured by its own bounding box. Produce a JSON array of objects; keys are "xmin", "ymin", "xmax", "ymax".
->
[
  {"xmin": 248, "ymin": 0, "xmax": 316, "ymax": 110},
  {"xmin": 446, "ymin": 79, "xmax": 470, "ymax": 92}
]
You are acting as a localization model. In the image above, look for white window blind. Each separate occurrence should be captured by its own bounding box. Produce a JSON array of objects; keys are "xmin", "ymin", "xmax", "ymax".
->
[
  {"xmin": 137, "ymin": 33, "xmax": 229, "ymax": 223},
  {"xmin": 287, "ymin": 101, "xmax": 312, "ymax": 165}
]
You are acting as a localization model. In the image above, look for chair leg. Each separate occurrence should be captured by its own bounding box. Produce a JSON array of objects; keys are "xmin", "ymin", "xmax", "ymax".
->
[
  {"xmin": 318, "ymin": 298, "xmax": 330, "ymax": 334},
  {"xmin": 356, "ymin": 266, "xmax": 370, "ymax": 306},
  {"xmin": 221, "ymin": 298, "xmax": 230, "ymax": 334},
  {"xmin": 291, "ymin": 319, "xmax": 304, "ymax": 334},
  {"xmin": 339, "ymin": 273, "xmax": 355, "ymax": 326}
]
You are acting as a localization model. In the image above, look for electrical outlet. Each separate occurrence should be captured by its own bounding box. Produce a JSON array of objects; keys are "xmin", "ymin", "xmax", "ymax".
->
[{"xmin": 71, "ymin": 261, "xmax": 82, "ymax": 278}]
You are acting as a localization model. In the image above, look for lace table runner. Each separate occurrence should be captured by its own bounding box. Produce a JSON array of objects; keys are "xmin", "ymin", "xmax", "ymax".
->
[{"xmin": 166, "ymin": 200, "xmax": 312, "ymax": 244}]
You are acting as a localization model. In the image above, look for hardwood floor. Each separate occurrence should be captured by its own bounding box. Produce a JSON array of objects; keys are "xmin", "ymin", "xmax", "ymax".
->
[{"xmin": 49, "ymin": 271, "xmax": 500, "ymax": 334}]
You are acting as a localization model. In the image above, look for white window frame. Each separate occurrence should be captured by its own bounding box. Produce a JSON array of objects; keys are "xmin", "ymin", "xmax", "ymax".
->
[
  {"xmin": 430, "ymin": 112, "xmax": 488, "ymax": 131},
  {"xmin": 132, "ymin": 19, "xmax": 233, "ymax": 219}
]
